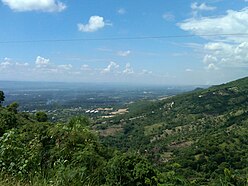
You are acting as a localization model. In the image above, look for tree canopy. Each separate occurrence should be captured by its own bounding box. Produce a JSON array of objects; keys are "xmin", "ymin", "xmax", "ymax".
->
[{"xmin": 0, "ymin": 90, "xmax": 5, "ymax": 105}]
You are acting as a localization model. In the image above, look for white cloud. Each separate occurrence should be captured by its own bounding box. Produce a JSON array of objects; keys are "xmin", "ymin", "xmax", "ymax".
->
[
  {"xmin": 0, "ymin": 56, "xmax": 158, "ymax": 83},
  {"xmin": 162, "ymin": 12, "xmax": 175, "ymax": 21},
  {"xmin": 0, "ymin": 58, "xmax": 31, "ymax": 75},
  {"xmin": 2, "ymin": 0, "xmax": 66, "ymax": 12},
  {"xmin": 0, "ymin": 59, "xmax": 12, "ymax": 69},
  {"xmin": 117, "ymin": 8, "xmax": 126, "ymax": 15},
  {"xmin": 16, "ymin": 62, "xmax": 29, "ymax": 67},
  {"xmin": 78, "ymin": 16, "xmax": 106, "ymax": 32},
  {"xmin": 58, "ymin": 64, "xmax": 72, "ymax": 70},
  {"xmin": 35, "ymin": 56, "xmax": 50, "ymax": 68},
  {"xmin": 117, "ymin": 50, "xmax": 131, "ymax": 57},
  {"xmin": 34, "ymin": 56, "xmax": 75, "ymax": 74},
  {"xmin": 191, "ymin": 2, "xmax": 216, "ymax": 11},
  {"xmin": 3, "ymin": 57, "xmax": 11, "ymax": 61},
  {"xmin": 141, "ymin": 69, "xmax": 152, "ymax": 75},
  {"xmin": 203, "ymin": 54, "xmax": 218, "ymax": 64},
  {"xmin": 179, "ymin": 7, "xmax": 248, "ymax": 69},
  {"xmin": 204, "ymin": 42, "xmax": 248, "ymax": 67},
  {"xmin": 204, "ymin": 42, "xmax": 229, "ymax": 50},
  {"xmin": 101, "ymin": 61, "xmax": 119, "ymax": 73},
  {"xmin": 206, "ymin": 63, "xmax": 218, "ymax": 70},
  {"xmin": 123, "ymin": 63, "xmax": 134, "ymax": 74},
  {"xmin": 81, "ymin": 64, "xmax": 91, "ymax": 71},
  {"xmin": 185, "ymin": 68, "xmax": 193, "ymax": 72},
  {"xmin": 179, "ymin": 8, "xmax": 248, "ymax": 43}
]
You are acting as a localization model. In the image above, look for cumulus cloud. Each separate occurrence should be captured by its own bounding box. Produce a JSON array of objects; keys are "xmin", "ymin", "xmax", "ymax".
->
[
  {"xmin": 16, "ymin": 62, "xmax": 29, "ymax": 67},
  {"xmin": 78, "ymin": 16, "xmax": 106, "ymax": 32},
  {"xmin": 117, "ymin": 8, "xmax": 126, "ymax": 15},
  {"xmin": 0, "ymin": 56, "xmax": 156, "ymax": 82},
  {"xmin": 179, "ymin": 8, "xmax": 248, "ymax": 43},
  {"xmin": 117, "ymin": 50, "xmax": 131, "ymax": 57},
  {"xmin": 203, "ymin": 54, "xmax": 218, "ymax": 64},
  {"xmin": 1, "ymin": 61, "xmax": 12, "ymax": 68},
  {"xmin": 206, "ymin": 63, "xmax": 218, "ymax": 70},
  {"xmin": 123, "ymin": 63, "xmax": 134, "ymax": 74},
  {"xmin": 204, "ymin": 42, "xmax": 248, "ymax": 67},
  {"xmin": 0, "ymin": 58, "xmax": 30, "ymax": 76},
  {"xmin": 1, "ymin": 0, "xmax": 66, "ymax": 12},
  {"xmin": 141, "ymin": 69, "xmax": 152, "ymax": 75},
  {"xmin": 191, "ymin": 2, "xmax": 216, "ymax": 11},
  {"xmin": 34, "ymin": 56, "xmax": 76, "ymax": 74},
  {"xmin": 35, "ymin": 56, "xmax": 50, "ymax": 68},
  {"xmin": 101, "ymin": 61, "xmax": 119, "ymax": 73},
  {"xmin": 190, "ymin": 2, "xmax": 216, "ymax": 17},
  {"xmin": 179, "ymin": 7, "xmax": 248, "ymax": 70},
  {"xmin": 81, "ymin": 64, "xmax": 91, "ymax": 71},
  {"xmin": 0, "ymin": 58, "xmax": 12, "ymax": 69},
  {"xmin": 3, "ymin": 57, "xmax": 11, "ymax": 61},
  {"xmin": 185, "ymin": 68, "xmax": 193, "ymax": 72},
  {"xmin": 58, "ymin": 64, "xmax": 72, "ymax": 70},
  {"xmin": 162, "ymin": 12, "xmax": 175, "ymax": 21}
]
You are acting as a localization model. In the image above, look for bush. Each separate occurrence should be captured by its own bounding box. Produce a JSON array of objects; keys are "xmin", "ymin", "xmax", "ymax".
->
[{"xmin": 105, "ymin": 152, "xmax": 158, "ymax": 186}]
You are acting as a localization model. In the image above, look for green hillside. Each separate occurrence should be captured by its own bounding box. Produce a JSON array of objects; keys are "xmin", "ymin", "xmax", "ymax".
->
[
  {"xmin": 0, "ymin": 77, "xmax": 247, "ymax": 185},
  {"xmin": 99, "ymin": 77, "xmax": 248, "ymax": 185},
  {"xmin": 0, "ymin": 103, "xmax": 161, "ymax": 185}
]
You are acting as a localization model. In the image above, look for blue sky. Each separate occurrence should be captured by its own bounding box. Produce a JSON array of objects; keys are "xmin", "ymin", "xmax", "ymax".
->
[{"xmin": 1, "ymin": 0, "xmax": 248, "ymax": 85}]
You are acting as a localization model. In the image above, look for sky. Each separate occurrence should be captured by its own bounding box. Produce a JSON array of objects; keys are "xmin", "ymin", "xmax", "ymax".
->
[{"xmin": 1, "ymin": 0, "xmax": 248, "ymax": 85}]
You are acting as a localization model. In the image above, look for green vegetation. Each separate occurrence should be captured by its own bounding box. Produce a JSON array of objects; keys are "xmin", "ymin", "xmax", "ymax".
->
[
  {"xmin": 0, "ymin": 101, "xmax": 162, "ymax": 185},
  {"xmin": 1, "ymin": 76, "xmax": 248, "ymax": 185},
  {"xmin": 35, "ymin": 111, "xmax": 48, "ymax": 122},
  {"xmin": 99, "ymin": 77, "xmax": 248, "ymax": 185},
  {"xmin": 0, "ymin": 90, "xmax": 4, "ymax": 105}
]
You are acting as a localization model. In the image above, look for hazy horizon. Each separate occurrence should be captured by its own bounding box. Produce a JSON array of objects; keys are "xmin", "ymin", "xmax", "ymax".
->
[{"xmin": 0, "ymin": 80, "xmax": 209, "ymax": 91}]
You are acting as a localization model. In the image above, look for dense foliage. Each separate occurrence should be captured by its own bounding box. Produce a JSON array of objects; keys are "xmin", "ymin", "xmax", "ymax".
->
[
  {"xmin": 0, "ymin": 102, "xmax": 163, "ymax": 185},
  {"xmin": 0, "ymin": 91, "xmax": 4, "ymax": 105},
  {"xmin": 99, "ymin": 77, "xmax": 248, "ymax": 185}
]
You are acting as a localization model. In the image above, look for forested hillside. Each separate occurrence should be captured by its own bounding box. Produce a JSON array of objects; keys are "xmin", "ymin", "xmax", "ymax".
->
[
  {"xmin": 0, "ymin": 99, "xmax": 162, "ymax": 185},
  {"xmin": 0, "ymin": 77, "xmax": 248, "ymax": 185},
  {"xmin": 99, "ymin": 77, "xmax": 248, "ymax": 185}
]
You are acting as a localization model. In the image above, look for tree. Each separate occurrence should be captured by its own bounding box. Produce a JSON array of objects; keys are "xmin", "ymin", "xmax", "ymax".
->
[
  {"xmin": 0, "ymin": 109, "xmax": 17, "ymax": 136},
  {"xmin": 36, "ymin": 111, "xmax": 48, "ymax": 122},
  {"xmin": 105, "ymin": 152, "xmax": 158, "ymax": 186},
  {"xmin": 7, "ymin": 102, "xmax": 19, "ymax": 114},
  {"xmin": 0, "ymin": 90, "xmax": 5, "ymax": 105}
]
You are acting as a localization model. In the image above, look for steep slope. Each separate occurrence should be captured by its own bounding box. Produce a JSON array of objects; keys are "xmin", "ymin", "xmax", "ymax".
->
[{"xmin": 99, "ymin": 76, "xmax": 248, "ymax": 185}]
